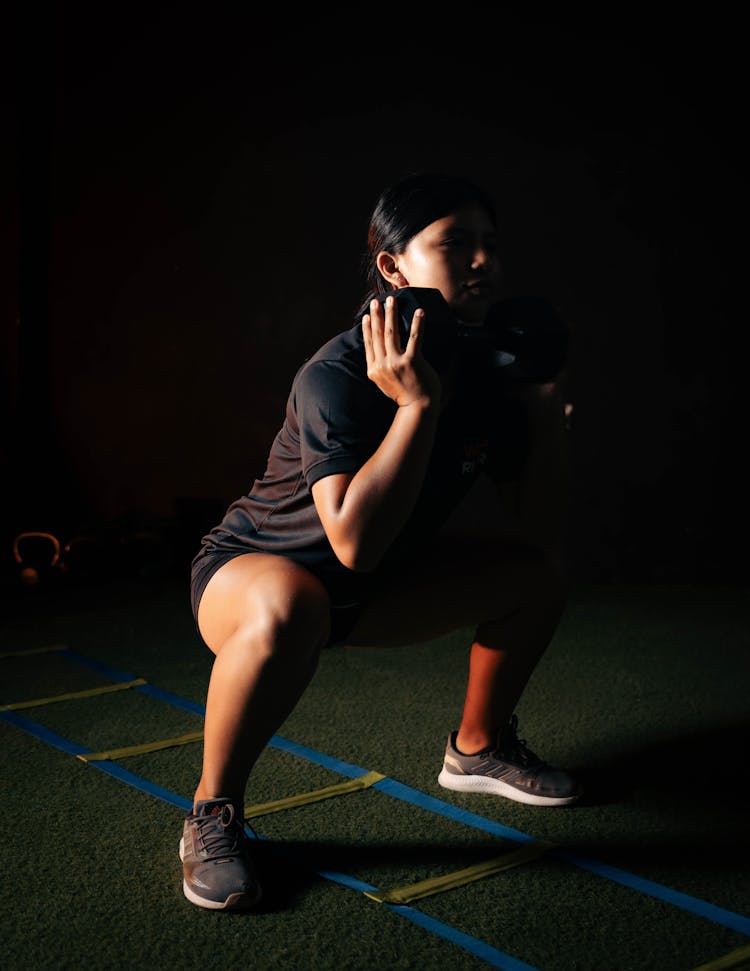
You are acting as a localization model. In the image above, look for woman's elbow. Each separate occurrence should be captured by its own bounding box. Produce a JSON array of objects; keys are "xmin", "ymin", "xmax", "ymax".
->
[{"xmin": 330, "ymin": 536, "xmax": 380, "ymax": 574}]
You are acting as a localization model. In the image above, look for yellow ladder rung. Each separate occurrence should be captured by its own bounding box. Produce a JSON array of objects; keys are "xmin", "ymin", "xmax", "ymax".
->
[
  {"xmin": 0, "ymin": 678, "xmax": 147, "ymax": 711},
  {"xmin": 0, "ymin": 644, "xmax": 68, "ymax": 659},
  {"xmin": 77, "ymin": 729, "xmax": 205, "ymax": 762},
  {"xmin": 689, "ymin": 943, "xmax": 750, "ymax": 971},
  {"xmin": 245, "ymin": 770, "xmax": 386, "ymax": 819},
  {"xmin": 365, "ymin": 840, "xmax": 555, "ymax": 905}
]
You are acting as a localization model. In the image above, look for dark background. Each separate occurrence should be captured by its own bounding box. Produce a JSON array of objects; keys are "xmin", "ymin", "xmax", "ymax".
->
[{"xmin": 5, "ymin": 7, "xmax": 748, "ymax": 589}]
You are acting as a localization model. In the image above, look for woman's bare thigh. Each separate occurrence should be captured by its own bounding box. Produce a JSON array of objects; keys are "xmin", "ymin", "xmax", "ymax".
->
[
  {"xmin": 345, "ymin": 532, "xmax": 563, "ymax": 648},
  {"xmin": 196, "ymin": 553, "xmax": 332, "ymax": 655}
]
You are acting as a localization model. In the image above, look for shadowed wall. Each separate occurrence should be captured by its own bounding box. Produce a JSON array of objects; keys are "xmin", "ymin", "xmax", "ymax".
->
[{"xmin": 7, "ymin": 9, "xmax": 747, "ymax": 584}]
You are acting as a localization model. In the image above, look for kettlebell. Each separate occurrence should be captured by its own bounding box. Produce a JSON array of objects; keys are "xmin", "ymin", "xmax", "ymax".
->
[
  {"xmin": 382, "ymin": 287, "xmax": 569, "ymax": 384},
  {"xmin": 483, "ymin": 295, "xmax": 570, "ymax": 384},
  {"xmin": 12, "ymin": 531, "xmax": 62, "ymax": 587},
  {"xmin": 378, "ymin": 286, "xmax": 459, "ymax": 374}
]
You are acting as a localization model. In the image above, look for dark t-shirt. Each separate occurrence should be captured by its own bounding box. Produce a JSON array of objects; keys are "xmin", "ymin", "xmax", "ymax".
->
[{"xmin": 195, "ymin": 321, "xmax": 527, "ymax": 604}]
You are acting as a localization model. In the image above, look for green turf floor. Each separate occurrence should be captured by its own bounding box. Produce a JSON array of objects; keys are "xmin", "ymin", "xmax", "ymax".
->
[{"xmin": 2, "ymin": 575, "xmax": 749, "ymax": 971}]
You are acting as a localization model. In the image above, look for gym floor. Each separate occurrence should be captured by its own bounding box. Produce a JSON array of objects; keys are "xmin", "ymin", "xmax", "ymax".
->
[{"xmin": 2, "ymin": 573, "xmax": 749, "ymax": 971}]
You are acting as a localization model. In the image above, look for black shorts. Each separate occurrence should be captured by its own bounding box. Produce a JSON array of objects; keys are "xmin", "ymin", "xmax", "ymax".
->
[{"xmin": 189, "ymin": 548, "xmax": 366, "ymax": 649}]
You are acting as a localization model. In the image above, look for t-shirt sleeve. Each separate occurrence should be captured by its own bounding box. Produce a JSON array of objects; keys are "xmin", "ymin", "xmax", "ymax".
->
[{"xmin": 294, "ymin": 359, "xmax": 388, "ymax": 488}]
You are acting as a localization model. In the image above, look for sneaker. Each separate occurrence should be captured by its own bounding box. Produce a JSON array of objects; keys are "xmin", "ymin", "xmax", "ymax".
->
[
  {"xmin": 437, "ymin": 715, "xmax": 581, "ymax": 807},
  {"xmin": 179, "ymin": 797, "xmax": 263, "ymax": 910}
]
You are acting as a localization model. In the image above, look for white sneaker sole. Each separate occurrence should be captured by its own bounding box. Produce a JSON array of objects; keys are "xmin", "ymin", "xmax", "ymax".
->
[
  {"xmin": 179, "ymin": 836, "xmax": 263, "ymax": 911},
  {"xmin": 437, "ymin": 768, "xmax": 581, "ymax": 807}
]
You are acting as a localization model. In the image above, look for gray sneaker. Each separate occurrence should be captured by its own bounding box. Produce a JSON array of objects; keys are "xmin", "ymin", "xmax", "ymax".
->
[
  {"xmin": 179, "ymin": 797, "xmax": 263, "ymax": 910},
  {"xmin": 437, "ymin": 715, "xmax": 581, "ymax": 807}
]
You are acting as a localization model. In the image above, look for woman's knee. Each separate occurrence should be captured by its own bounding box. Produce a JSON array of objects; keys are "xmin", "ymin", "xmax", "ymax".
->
[
  {"xmin": 247, "ymin": 580, "xmax": 332, "ymax": 663},
  {"xmin": 514, "ymin": 544, "xmax": 568, "ymax": 621},
  {"xmin": 198, "ymin": 555, "xmax": 331, "ymax": 657},
  {"xmin": 468, "ymin": 539, "xmax": 567, "ymax": 628}
]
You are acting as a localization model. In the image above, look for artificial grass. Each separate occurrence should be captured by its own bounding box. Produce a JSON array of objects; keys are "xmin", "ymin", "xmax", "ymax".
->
[{"xmin": 2, "ymin": 575, "xmax": 749, "ymax": 971}]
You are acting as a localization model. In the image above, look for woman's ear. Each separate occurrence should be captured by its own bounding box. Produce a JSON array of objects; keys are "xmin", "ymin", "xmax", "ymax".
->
[{"xmin": 376, "ymin": 251, "xmax": 408, "ymax": 288}]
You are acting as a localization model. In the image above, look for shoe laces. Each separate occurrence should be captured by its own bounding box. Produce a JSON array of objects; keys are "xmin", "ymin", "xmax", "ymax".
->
[
  {"xmin": 195, "ymin": 803, "xmax": 246, "ymax": 859},
  {"xmin": 497, "ymin": 714, "xmax": 541, "ymax": 767}
]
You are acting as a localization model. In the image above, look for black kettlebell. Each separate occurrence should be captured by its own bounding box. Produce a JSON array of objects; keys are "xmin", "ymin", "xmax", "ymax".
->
[
  {"xmin": 378, "ymin": 287, "xmax": 459, "ymax": 374},
  {"xmin": 483, "ymin": 295, "xmax": 570, "ymax": 384},
  {"xmin": 382, "ymin": 287, "xmax": 569, "ymax": 384}
]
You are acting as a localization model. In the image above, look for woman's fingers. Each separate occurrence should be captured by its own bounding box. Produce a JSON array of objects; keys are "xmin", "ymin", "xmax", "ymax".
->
[
  {"xmin": 363, "ymin": 300, "xmax": 386, "ymax": 373},
  {"xmin": 370, "ymin": 295, "xmax": 422, "ymax": 360},
  {"xmin": 362, "ymin": 313, "xmax": 374, "ymax": 369},
  {"xmin": 367, "ymin": 295, "xmax": 405, "ymax": 363},
  {"xmin": 403, "ymin": 308, "xmax": 424, "ymax": 359},
  {"xmin": 368, "ymin": 298, "xmax": 387, "ymax": 363},
  {"xmin": 383, "ymin": 295, "xmax": 404, "ymax": 356}
]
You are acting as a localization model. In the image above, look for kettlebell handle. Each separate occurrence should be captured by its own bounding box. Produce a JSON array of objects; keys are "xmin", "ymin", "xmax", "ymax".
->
[{"xmin": 12, "ymin": 531, "xmax": 61, "ymax": 567}]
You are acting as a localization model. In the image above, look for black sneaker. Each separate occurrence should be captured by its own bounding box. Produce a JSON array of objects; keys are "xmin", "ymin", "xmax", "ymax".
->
[
  {"xmin": 437, "ymin": 715, "xmax": 581, "ymax": 807},
  {"xmin": 179, "ymin": 797, "xmax": 263, "ymax": 910}
]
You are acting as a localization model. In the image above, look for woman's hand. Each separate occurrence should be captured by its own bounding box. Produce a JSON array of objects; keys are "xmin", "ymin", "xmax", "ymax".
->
[{"xmin": 362, "ymin": 295, "xmax": 441, "ymax": 408}]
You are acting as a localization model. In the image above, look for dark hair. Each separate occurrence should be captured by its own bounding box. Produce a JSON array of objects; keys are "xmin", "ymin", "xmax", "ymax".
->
[{"xmin": 354, "ymin": 171, "xmax": 498, "ymax": 320}]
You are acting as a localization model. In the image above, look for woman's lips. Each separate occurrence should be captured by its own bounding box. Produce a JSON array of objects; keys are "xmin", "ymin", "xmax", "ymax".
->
[{"xmin": 462, "ymin": 283, "xmax": 493, "ymax": 297}]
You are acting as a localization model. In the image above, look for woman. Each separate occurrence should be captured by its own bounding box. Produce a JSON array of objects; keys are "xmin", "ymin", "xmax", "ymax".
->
[{"xmin": 181, "ymin": 171, "xmax": 581, "ymax": 911}]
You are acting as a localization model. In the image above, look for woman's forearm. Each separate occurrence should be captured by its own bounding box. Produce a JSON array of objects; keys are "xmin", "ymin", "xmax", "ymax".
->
[{"xmin": 327, "ymin": 396, "xmax": 440, "ymax": 572}]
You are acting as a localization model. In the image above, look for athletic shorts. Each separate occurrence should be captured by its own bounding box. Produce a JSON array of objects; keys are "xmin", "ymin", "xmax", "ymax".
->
[{"xmin": 189, "ymin": 547, "xmax": 367, "ymax": 649}]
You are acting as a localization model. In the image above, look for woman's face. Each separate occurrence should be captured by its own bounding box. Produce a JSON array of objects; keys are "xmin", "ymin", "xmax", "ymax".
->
[{"xmin": 393, "ymin": 203, "xmax": 501, "ymax": 323}]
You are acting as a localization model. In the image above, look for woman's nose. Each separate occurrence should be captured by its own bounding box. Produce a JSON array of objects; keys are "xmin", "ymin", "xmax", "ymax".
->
[{"xmin": 471, "ymin": 246, "xmax": 493, "ymax": 270}]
